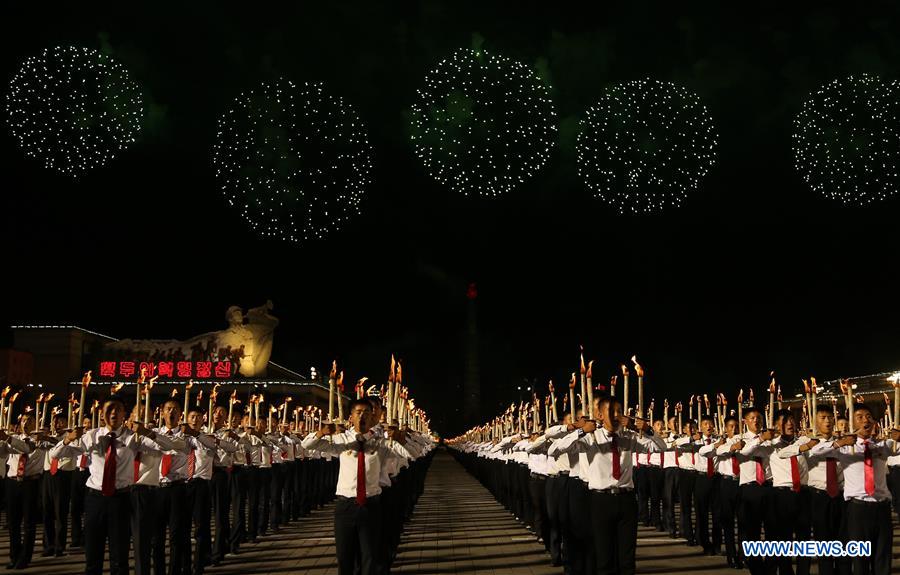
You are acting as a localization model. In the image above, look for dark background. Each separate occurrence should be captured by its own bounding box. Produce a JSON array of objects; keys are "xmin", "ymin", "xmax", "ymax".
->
[{"xmin": 3, "ymin": 1, "xmax": 900, "ymax": 435}]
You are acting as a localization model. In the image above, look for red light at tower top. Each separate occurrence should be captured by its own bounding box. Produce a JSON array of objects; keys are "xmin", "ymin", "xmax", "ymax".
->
[{"xmin": 466, "ymin": 282, "xmax": 478, "ymax": 300}]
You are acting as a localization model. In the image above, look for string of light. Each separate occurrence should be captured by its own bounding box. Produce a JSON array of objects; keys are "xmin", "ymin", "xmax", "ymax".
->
[
  {"xmin": 576, "ymin": 79, "xmax": 717, "ymax": 214},
  {"xmin": 6, "ymin": 46, "xmax": 144, "ymax": 177},
  {"xmin": 212, "ymin": 79, "xmax": 373, "ymax": 244},
  {"xmin": 409, "ymin": 47, "xmax": 557, "ymax": 198},
  {"xmin": 793, "ymin": 74, "xmax": 900, "ymax": 206}
]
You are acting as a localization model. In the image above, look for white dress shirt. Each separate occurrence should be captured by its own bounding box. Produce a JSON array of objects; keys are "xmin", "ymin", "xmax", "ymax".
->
[
  {"xmin": 301, "ymin": 429, "xmax": 411, "ymax": 499},
  {"xmin": 737, "ymin": 431, "xmax": 774, "ymax": 485},
  {"xmin": 565, "ymin": 427, "xmax": 665, "ymax": 491},
  {"xmin": 771, "ymin": 435, "xmax": 809, "ymax": 489},
  {"xmin": 810, "ymin": 437, "xmax": 894, "ymax": 502}
]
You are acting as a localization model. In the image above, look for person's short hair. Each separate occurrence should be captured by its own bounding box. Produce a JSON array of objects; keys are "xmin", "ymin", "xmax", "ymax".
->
[
  {"xmin": 103, "ymin": 397, "xmax": 126, "ymax": 411},
  {"xmin": 853, "ymin": 403, "xmax": 871, "ymax": 416},
  {"xmin": 162, "ymin": 399, "xmax": 181, "ymax": 411},
  {"xmin": 724, "ymin": 415, "xmax": 738, "ymax": 426},
  {"xmin": 699, "ymin": 414, "xmax": 715, "ymax": 424},
  {"xmin": 349, "ymin": 398, "xmax": 373, "ymax": 412},
  {"xmin": 742, "ymin": 406, "xmax": 762, "ymax": 418},
  {"xmin": 597, "ymin": 395, "xmax": 620, "ymax": 414},
  {"xmin": 367, "ymin": 396, "xmax": 383, "ymax": 410},
  {"xmin": 775, "ymin": 408, "xmax": 793, "ymax": 421}
]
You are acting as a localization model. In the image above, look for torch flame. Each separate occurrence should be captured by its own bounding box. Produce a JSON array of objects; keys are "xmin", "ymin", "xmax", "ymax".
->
[
  {"xmin": 170, "ymin": 389, "xmax": 179, "ymax": 398},
  {"xmin": 704, "ymin": 394, "xmax": 710, "ymax": 408},
  {"xmin": 802, "ymin": 379, "xmax": 810, "ymax": 394},
  {"xmin": 68, "ymin": 393, "xmax": 76, "ymax": 403},
  {"xmin": 548, "ymin": 380, "xmax": 554, "ymax": 393},
  {"xmin": 269, "ymin": 405, "xmax": 277, "ymax": 414},
  {"xmin": 737, "ymin": 389, "xmax": 743, "ymax": 403},
  {"xmin": 768, "ymin": 371, "xmax": 776, "ymax": 393},
  {"xmin": 580, "ymin": 351, "xmax": 586, "ymax": 374},
  {"xmin": 37, "ymin": 393, "xmax": 45, "ymax": 403},
  {"xmin": 1, "ymin": 387, "xmax": 10, "ymax": 399},
  {"xmin": 631, "ymin": 355, "xmax": 644, "ymax": 377},
  {"xmin": 749, "ymin": 389, "xmax": 755, "ymax": 402},
  {"xmin": 569, "ymin": 373, "xmax": 576, "ymax": 389},
  {"xmin": 185, "ymin": 380, "xmax": 194, "ymax": 391},
  {"xmin": 359, "ymin": 377, "xmax": 368, "ymax": 385},
  {"xmin": 9, "ymin": 392, "xmax": 19, "ymax": 404},
  {"xmin": 610, "ymin": 375, "xmax": 618, "ymax": 386},
  {"xmin": 884, "ymin": 392, "xmax": 891, "ymax": 404},
  {"xmin": 52, "ymin": 406, "xmax": 61, "ymax": 416},
  {"xmin": 777, "ymin": 386, "xmax": 782, "ymax": 402},
  {"xmin": 389, "ymin": 355, "xmax": 395, "ymax": 382},
  {"xmin": 211, "ymin": 383, "xmax": 220, "ymax": 399},
  {"xmin": 110, "ymin": 384, "xmax": 123, "ymax": 394},
  {"xmin": 396, "ymin": 362, "xmax": 403, "ymax": 383},
  {"xmin": 621, "ymin": 364, "xmax": 628, "ymax": 376},
  {"xmin": 81, "ymin": 371, "xmax": 92, "ymax": 388},
  {"xmin": 586, "ymin": 360, "xmax": 593, "ymax": 378}
]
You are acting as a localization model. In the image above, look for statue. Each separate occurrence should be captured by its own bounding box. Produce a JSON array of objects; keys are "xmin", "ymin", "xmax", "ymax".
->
[{"xmin": 104, "ymin": 301, "xmax": 279, "ymax": 377}]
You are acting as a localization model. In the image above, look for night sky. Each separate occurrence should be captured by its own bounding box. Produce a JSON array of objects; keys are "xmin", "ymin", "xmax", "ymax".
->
[{"xmin": 4, "ymin": 2, "xmax": 900, "ymax": 435}]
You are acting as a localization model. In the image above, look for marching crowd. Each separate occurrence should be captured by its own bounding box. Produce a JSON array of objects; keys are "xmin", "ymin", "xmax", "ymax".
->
[
  {"xmin": 0, "ymin": 392, "xmax": 433, "ymax": 575},
  {"xmin": 450, "ymin": 395, "xmax": 900, "ymax": 575}
]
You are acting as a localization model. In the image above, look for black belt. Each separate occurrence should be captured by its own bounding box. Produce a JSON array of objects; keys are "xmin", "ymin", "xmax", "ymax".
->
[
  {"xmin": 88, "ymin": 486, "xmax": 131, "ymax": 495},
  {"xmin": 848, "ymin": 498, "xmax": 890, "ymax": 506},
  {"xmin": 161, "ymin": 480, "xmax": 187, "ymax": 487},
  {"xmin": 530, "ymin": 472, "xmax": 548, "ymax": 479},
  {"xmin": 14, "ymin": 475, "xmax": 40, "ymax": 482},
  {"xmin": 337, "ymin": 494, "xmax": 381, "ymax": 502},
  {"xmin": 132, "ymin": 484, "xmax": 157, "ymax": 491},
  {"xmin": 557, "ymin": 471, "xmax": 570, "ymax": 476},
  {"xmin": 774, "ymin": 485, "xmax": 808, "ymax": 492},
  {"xmin": 594, "ymin": 486, "xmax": 634, "ymax": 494}
]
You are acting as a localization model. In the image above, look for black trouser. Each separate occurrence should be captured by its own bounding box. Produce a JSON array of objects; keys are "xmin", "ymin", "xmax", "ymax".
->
[
  {"xmin": 718, "ymin": 477, "xmax": 741, "ymax": 562},
  {"xmin": 544, "ymin": 474, "xmax": 564, "ymax": 565},
  {"xmin": 334, "ymin": 495, "xmax": 382, "ymax": 575},
  {"xmin": 7, "ymin": 477, "xmax": 38, "ymax": 567},
  {"xmin": 845, "ymin": 499, "xmax": 892, "ymax": 575},
  {"xmin": 188, "ymin": 479, "xmax": 211, "ymax": 575},
  {"xmin": 229, "ymin": 465, "xmax": 249, "ymax": 551},
  {"xmin": 153, "ymin": 482, "xmax": 191, "ymax": 575},
  {"xmin": 270, "ymin": 464, "xmax": 284, "ymax": 529},
  {"xmin": 84, "ymin": 488, "xmax": 130, "ymax": 575},
  {"xmin": 293, "ymin": 460, "xmax": 307, "ymax": 517},
  {"xmin": 252, "ymin": 467, "xmax": 272, "ymax": 536},
  {"xmin": 647, "ymin": 466, "xmax": 663, "ymax": 528},
  {"xmin": 70, "ymin": 468, "xmax": 88, "ymax": 547},
  {"xmin": 41, "ymin": 472, "xmax": 54, "ymax": 554},
  {"xmin": 694, "ymin": 472, "xmax": 721, "ymax": 551},
  {"xmin": 771, "ymin": 487, "xmax": 811, "ymax": 575},
  {"xmin": 131, "ymin": 485, "xmax": 157, "ymax": 575},
  {"xmin": 280, "ymin": 462, "xmax": 295, "ymax": 522},
  {"xmin": 740, "ymin": 481, "xmax": 775, "ymax": 575},
  {"xmin": 47, "ymin": 469, "xmax": 73, "ymax": 554},
  {"xmin": 662, "ymin": 467, "xmax": 679, "ymax": 534},
  {"xmin": 634, "ymin": 464, "xmax": 650, "ymax": 525},
  {"xmin": 210, "ymin": 467, "xmax": 230, "ymax": 563},
  {"xmin": 678, "ymin": 468, "xmax": 696, "ymax": 542},
  {"xmin": 567, "ymin": 479, "xmax": 595, "ymax": 575},
  {"xmin": 527, "ymin": 474, "xmax": 549, "ymax": 544},
  {"xmin": 590, "ymin": 490, "xmax": 638, "ymax": 575},
  {"xmin": 809, "ymin": 488, "xmax": 847, "ymax": 575}
]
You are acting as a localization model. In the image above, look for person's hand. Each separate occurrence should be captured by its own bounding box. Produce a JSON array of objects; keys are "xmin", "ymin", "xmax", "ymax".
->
[
  {"xmin": 835, "ymin": 435, "xmax": 856, "ymax": 448},
  {"xmin": 715, "ymin": 437, "xmax": 726, "ymax": 447},
  {"xmin": 891, "ymin": 429, "xmax": 900, "ymax": 443},
  {"xmin": 65, "ymin": 427, "xmax": 83, "ymax": 445},
  {"xmin": 573, "ymin": 418, "xmax": 585, "ymax": 430},
  {"xmin": 388, "ymin": 428, "xmax": 406, "ymax": 444},
  {"xmin": 581, "ymin": 420, "xmax": 597, "ymax": 434},
  {"xmin": 760, "ymin": 430, "xmax": 776, "ymax": 442},
  {"xmin": 692, "ymin": 432, "xmax": 702, "ymax": 441},
  {"xmin": 0, "ymin": 429, "xmax": 8, "ymax": 442},
  {"xmin": 730, "ymin": 440, "xmax": 745, "ymax": 452},
  {"xmin": 802, "ymin": 438, "xmax": 819, "ymax": 452},
  {"xmin": 181, "ymin": 425, "xmax": 199, "ymax": 437},
  {"xmin": 317, "ymin": 423, "xmax": 337, "ymax": 438},
  {"xmin": 634, "ymin": 418, "xmax": 646, "ymax": 433}
]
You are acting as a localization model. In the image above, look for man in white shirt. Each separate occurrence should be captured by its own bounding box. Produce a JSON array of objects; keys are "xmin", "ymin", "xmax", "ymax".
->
[
  {"xmin": 52, "ymin": 397, "xmax": 174, "ymax": 575},
  {"xmin": 733, "ymin": 406, "xmax": 777, "ymax": 575},
  {"xmin": 661, "ymin": 416, "xmax": 682, "ymax": 539},
  {"xmin": 646, "ymin": 420, "xmax": 665, "ymax": 532},
  {"xmin": 301, "ymin": 398, "xmax": 410, "ymax": 575},
  {"xmin": 707, "ymin": 415, "xmax": 742, "ymax": 569},
  {"xmin": 42, "ymin": 414, "xmax": 75, "ymax": 558},
  {"xmin": 810, "ymin": 403, "xmax": 900, "ymax": 575},
  {"xmin": 4, "ymin": 412, "xmax": 51, "ymax": 570},
  {"xmin": 208, "ymin": 406, "xmax": 239, "ymax": 566},
  {"xmin": 692, "ymin": 414, "xmax": 721, "ymax": 557},
  {"xmin": 770, "ymin": 409, "xmax": 812, "ymax": 575},
  {"xmin": 580, "ymin": 395, "xmax": 665, "ymax": 575}
]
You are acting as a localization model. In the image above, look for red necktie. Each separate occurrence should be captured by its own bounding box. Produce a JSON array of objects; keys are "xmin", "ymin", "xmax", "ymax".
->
[
  {"xmin": 790, "ymin": 455, "xmax": 801, "ymax": 492},
  {"xmin": 691, "ymin": 449, "xmax": 696, "ymax": 465},
  {"xmin": 864, "ymin": 441, "xmax": 875, "ymax": 496},
  {"xmin": 187, "ymin": 449, "xmax": 196, "ymax": 479},
  {"xmin": 645, "ymin": 452, "xmax": 650, "ymax": 464},
  {"xmin": 706, "ymin": 439, "xmax": 714, "ymax": 478},
  {"xmin": 754, "ymin": 456, "xmax": 765, "ymax": 485},
  {"xmin": 160, "ymin": 454, "xmax": 172, "ymax": 478},
  {"xmin": 102, "ymin": 432, "xmax": 117, "ymax": 496},
  {"xmin": 356, "ymin": 439, "xmax": 367, "ymax": 506},
  {"xmin": 50, "ymin": 458, "xmax": 59, "ymax": 475},
  {"xmin": 611, "ymin": 434, "xmax": 621, "ymax": 481},
  {"xmin": 79, "ymin": 454, "xmax": 88, "ymax": 469},
  {"xmin": 134, "ymin": 452, "xmax": 141, "ymax": 483},
  {"xmin": 16, "ymin": 453, "xmax": 27, "ymax": 478},
  {"xmin": 732, "ymin": 454, "xmax": 740, "ymax": 477},
  {"xmin": 660, "ymin": 451, "xmax": 665, "ymax": 467},
  {"xmin": 635, "ymin": 454, "xmax": 640, "ymax": 469},
  {"xmin": 826, "ymin": 457, "xmax": 838, "ymax": 497}
]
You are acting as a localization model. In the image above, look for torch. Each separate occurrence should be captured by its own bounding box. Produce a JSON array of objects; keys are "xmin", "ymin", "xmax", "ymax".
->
[
  {"xmin": 622, "ymin": 364, "xmax": 630, "ymax": 416},
  {"xmin": 183, "ymin": 380, "xmax": 194, "ymax": 417},
  {"xmin": 632, "ymin": 356, "xmax": 643, "ymax": 417},
  {"xmin": 568, "ymin": 373, "xmax": 577, "ymax": 418},
  {"xmin": 549, "ymin": 380, "xmax": 559, "ymax": 422},
  {"xmin": 79, "ymin": 371, "xmax": 91, "ymax": 429},
  {"xmin": 337, "ymin": 371, "xmax": 345, "ymax": 422},
  {"xmin": 767, "ymin": 372, "xmax": 776, "ymax": 429},
  {"xmin": 328, "ymin": 360, "xmax": 337, "ymax": 423},
  {"xmin": 586, "ymin": 360, "xmax": 594, "ymax": 419}
]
